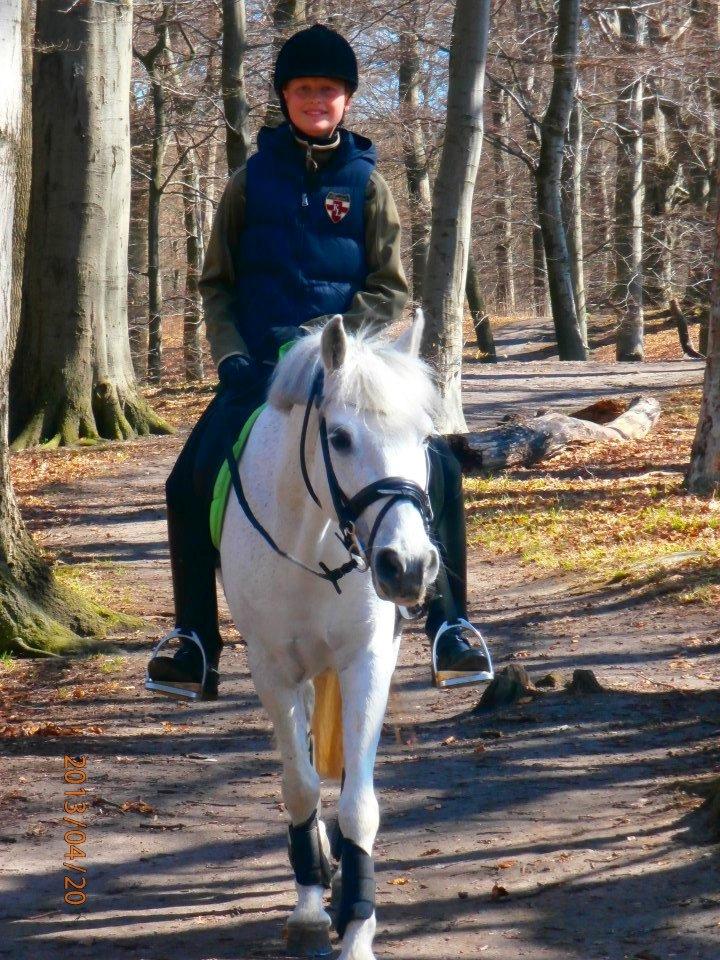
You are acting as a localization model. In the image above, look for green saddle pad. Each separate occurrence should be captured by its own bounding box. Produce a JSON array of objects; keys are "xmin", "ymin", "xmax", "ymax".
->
[
  {"xmin": 209, "ymin": 340, "xmax": 298, "ymax": 550},
  {"xmin": 209, "ymin": 403, "xmax": 266, "ymax": 550}
]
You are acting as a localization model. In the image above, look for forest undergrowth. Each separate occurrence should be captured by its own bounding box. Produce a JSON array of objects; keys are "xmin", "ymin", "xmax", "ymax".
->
[{"xmin": 466, "ymin": 385, "xmax": 719, "ymax": 607}]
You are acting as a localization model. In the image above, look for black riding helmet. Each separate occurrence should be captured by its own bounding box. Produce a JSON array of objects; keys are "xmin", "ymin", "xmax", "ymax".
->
[{"xmin": 273, "ymin": 24, "xmax": 358, "ymax": 126}]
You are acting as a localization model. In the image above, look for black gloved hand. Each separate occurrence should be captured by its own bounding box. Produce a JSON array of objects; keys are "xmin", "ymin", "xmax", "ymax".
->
[
  {"xmin": 217, "ymin": 354, "xmax": 265, "ymax": 396},
  {"xmin": 268, "ymin": 325, "xmax": 305, "ymax": 354}
]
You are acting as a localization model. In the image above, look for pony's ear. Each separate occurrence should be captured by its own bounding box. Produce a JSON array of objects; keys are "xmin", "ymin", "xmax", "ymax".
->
[
  {"xmin": 321, "ymin": 314, "xmax": 347, "ymax": 372},
  {"xmin": 395, "ymin": 307, "xmax": 424, "ymax": 358}
]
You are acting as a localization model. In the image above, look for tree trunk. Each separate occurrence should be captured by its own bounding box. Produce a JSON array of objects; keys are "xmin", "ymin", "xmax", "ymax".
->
[
  {"xmin": 0, "ymin": 0, "xmax": 107, "ymax": 655},
  {"xmin": 420, "ymin": 0, "xmax": 491, "ymax": 434},
  {"xmin": 457, "ymin": 396, "xmax": 661, "ymax": 471},
  {"xmin": 10, "ymin": 0, "xmax": 169, "ymax": 449},
  {"xmin": 513, "ymin": 0, "xmax": 549, "ymax": 318},
  {"xmin": 265, "ymin": 0, "xmax": 306, "ymax": 127},
  {"xmin": 532, "ymin": 207, "xmax": 549, "ymax": 316},
  {"xmin": 488, "ymin": 84, "xmax": 515, "ymax": 313},
  {"xmin": 128, "ymin": 176, "xmax": 148, "ymax": 380},
  {"xmin": 686, "ymin": 165, "xmax": 720, "ymax": 494},
  {"xmin": 597, "ymin": 145, "xmax": 615, "ymax": 290},
  {"xmin": 222, "ymin": 0, "xmax": 250, "ymax": 173},
  {"xmin": 561, "ymin": 96, "xmax": 587, "ymax": 347},
  {"xmin": 140, "ymin": 10, "xmax": 171, "ymax": 385},
  {"xmin": 199, "ymin": 136, "xmax": 218, "ymax": 265},
  {"xmin": 614, "ymin": 5, "xmax": 646, "ymax": 361},
  {"xmin": 9, "ymin": 0, "xmax": 31, "ymax": 354},
  {"xmin": 398, "ymin": 20, "xmax": 432, "ymax": 301},
  {"xmin": 643, "ymin": 92, "xmax": 677, "ymax": 305},
  {"xmin": 181, "ymin": 148, "xmax": 204, "ymax": 382},
  {"xmin": 535, "ymin": 0, "xmax": 587, "ymax": 360},
  {"xmin": 466, "ymin": 254, "xmax": 496, "ymax": 359}
]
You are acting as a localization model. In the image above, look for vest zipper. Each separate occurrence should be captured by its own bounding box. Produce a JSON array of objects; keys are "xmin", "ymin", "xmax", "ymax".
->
[{"xmin": 298, "ymin": 174, "xmax": 310, "ymax": 327}]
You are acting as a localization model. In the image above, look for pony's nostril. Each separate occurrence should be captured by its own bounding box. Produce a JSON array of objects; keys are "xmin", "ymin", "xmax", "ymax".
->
[{"xmin": 375, "ymin": 548, "xmax": 405, "ymax": 587}]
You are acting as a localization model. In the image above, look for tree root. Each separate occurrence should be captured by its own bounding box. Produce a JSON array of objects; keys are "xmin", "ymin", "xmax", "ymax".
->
[
  {"xmin": 674, "ymin": 776, "xmax": 720, "ymax": 839},
  {"xmin": 11, "ymin": 380, "xmax": 172, "ymax": 450},
  {"xmin": 566, "ymin": 669, "xmax": 605, "ymax": 695},
  {"xmin": 474, "ymin": 664, "xmax": 538, "ymax": 711},
  {"xmin": 0, "ymin": 540, "xmax": 115, "ymax": 656}
]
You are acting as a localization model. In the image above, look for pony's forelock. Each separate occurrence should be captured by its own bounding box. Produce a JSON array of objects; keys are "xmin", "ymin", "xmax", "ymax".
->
[{"xmin": 268, "ymin": 327, "xmax": 439, "ymax": 434}]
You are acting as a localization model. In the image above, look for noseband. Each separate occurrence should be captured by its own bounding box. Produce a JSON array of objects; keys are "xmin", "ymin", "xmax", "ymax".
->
[{"xmin": 225, "ymin": 368, "xmax": 433, "ymax": 594}]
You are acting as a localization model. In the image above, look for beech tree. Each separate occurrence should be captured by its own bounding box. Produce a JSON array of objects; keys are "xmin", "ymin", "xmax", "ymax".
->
[
  {"xmin": 613, "ymin": 3, "xmax": 646, "ymax": 361},
  {"xmin": 421, "ymin": 0, "xmax": 491, "ymax": 433},
  {"xmin": 222, "ymin": 0, "xmax": 250, "ymax": 172},
  {"xmin": 686, "ymin": 171, "xmax": 720, "ymax": 493},
  {"xmin": 398, "ymin": 14, "xmax": 432, "ymax": 300},
  {"xmin": 134, "ymin": 3, "xmax": 172, "ymax": 384},
  {"xmin": 0, "ymin": 0, "xmax": 105, "ymax": 654},
  {"xmin": 11, "ymin": 0, "xmax": 168, "ymax": 448},
  {"xmin": 535, "ymin": 0, "xmax": 587, "ymax": 360}
]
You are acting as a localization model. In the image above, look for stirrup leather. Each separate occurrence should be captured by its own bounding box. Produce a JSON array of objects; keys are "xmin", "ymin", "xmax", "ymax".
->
[
  {"xmin": 432, "ymin": 618, "xmax": 495, "ymax": 689},
  {"xmin": 144, "ymin": 628, "xmax": 209, "ymax": 701}
]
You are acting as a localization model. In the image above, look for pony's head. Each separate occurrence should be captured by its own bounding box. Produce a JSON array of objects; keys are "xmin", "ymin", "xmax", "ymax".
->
[{"xmin": 269, "ymin": 312, "xmax": 441, "ymax": 606}]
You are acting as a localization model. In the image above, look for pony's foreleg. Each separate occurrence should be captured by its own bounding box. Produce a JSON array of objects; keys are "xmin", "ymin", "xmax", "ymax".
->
[
  {"xmin": 251, "ymin": 671, "xmax": 333, "ymax": 952},
  {"xmin": 336, "ymin": 640, "xmax": 399, "ymax": 960}
]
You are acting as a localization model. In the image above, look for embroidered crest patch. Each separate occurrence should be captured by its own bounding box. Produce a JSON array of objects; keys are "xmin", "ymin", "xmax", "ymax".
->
[{"xmin": 325, "ymin": 191, "xmax": 351, "ymax": 224}]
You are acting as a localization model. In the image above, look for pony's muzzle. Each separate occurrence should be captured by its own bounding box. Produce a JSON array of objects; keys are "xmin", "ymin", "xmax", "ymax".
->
[{"xmin": 372, "ymin": 545, "xmax": 439, "ymax": 605}]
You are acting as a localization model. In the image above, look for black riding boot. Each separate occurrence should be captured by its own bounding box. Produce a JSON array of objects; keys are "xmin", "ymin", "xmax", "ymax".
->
[
  {"xmin": 147, "ymin": 383, "xmax": 266, "ymax": 700},
  {"xmin": 425, "ymin": 437, "xmax": 493, "ymax": 687}
]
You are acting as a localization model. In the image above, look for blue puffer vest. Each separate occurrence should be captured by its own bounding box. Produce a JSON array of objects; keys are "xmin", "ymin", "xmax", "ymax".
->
[{"xmin": 233, "ymin": 123, "xmax": 377, "ymax": 362}]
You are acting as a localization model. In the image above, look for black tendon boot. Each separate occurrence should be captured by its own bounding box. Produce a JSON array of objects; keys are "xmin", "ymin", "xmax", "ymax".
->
[
  {"xmin": 425, "ymin": 438, "xmax": 494, "ymax": 689},
  {"xmin": 146, "ymin": 498, "xmax": 222, "ymax": 701}
]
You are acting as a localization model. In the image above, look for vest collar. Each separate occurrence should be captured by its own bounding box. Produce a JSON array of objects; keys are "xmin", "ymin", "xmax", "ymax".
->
[
  {"xmin": 291, "ymin": 128, "xmax": 341, "ymax": 172},
  {"xmin": 255, "ymin": 122, "xmax": 377, "ymax": 175}
]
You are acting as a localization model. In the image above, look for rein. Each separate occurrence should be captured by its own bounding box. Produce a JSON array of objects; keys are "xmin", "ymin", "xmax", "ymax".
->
[{"xmin": 226, "ymin": 368, "xmax": 433, "ymax": 595}]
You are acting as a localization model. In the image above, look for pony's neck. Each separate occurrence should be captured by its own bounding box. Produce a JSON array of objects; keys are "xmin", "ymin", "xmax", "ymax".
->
[{"xmin": 263, "ymin": 404, "xmax": 337, "ymax": 564}]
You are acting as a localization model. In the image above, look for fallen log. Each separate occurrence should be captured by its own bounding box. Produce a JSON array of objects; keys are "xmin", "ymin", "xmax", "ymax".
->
[{"xmin": 452, "ymin": 394, "xmax": 661, "ymax": 471}]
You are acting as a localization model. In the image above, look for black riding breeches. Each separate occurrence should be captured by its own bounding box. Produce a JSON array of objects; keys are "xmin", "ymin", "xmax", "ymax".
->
[
  {"xmin": 165, "ymin": 377, "xmax": 268, "ymax": 656},
  {"xmin": 425, "ymin": 437, "xmax": 467, "ymax": 637},
  {"xmin": 164, "ymin": 388, "xmax": 468, "ymax": 652}
]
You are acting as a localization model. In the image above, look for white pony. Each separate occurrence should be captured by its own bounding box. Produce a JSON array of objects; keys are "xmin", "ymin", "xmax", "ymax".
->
[{"xmin": 220, "ymin": 312, "xmax": 440, "ymax": 960}]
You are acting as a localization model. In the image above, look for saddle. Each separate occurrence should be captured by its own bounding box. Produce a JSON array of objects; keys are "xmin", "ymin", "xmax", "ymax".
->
[{"xmin": 209, "ymin": 403, "xmax": 265, "ymax": 550}]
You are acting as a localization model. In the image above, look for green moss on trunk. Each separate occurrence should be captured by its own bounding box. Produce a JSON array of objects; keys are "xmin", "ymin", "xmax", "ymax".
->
[{"xmin": 0, "ymin": 557, "xmax": 128, "ymax": 657}]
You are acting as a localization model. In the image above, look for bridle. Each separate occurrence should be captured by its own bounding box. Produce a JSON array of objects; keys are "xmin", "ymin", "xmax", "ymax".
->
[{"xmin": 225, "ymin": 368, "xmax": 433, "ymax": 594}]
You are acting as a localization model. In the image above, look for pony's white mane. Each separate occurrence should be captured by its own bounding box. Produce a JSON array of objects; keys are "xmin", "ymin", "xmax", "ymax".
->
[{"xmin": 269, "ymin": 327, "xmax": 439, "ymax": 434}]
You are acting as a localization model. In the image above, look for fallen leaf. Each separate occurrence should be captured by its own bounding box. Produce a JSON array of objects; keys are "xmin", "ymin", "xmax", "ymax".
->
[
  {"xmin": 387, "ymin": 877, "xmax": 410, "ymax": 886},
  {"xmin": 0, "ymin": 721, "xmax": 103, "ymax": 738},
  {"xmin": 421, "ymin": 848, "xmax": 441, "ymax": 857},
  {"xmin": 25, "ymin": 824, "xmax": 47, "ymax": 837},
  {"xmin": 490, "ymin": 883, "xmax": 509, "ymax": 901},
  {"xmin": 120, "ymin": 800, "xmax": 155, "ymax": 815}
]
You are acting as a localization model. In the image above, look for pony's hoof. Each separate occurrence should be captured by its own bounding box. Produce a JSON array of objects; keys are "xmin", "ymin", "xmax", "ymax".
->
[{"xmin": 285, "ymin": 921, "xmax": 335, "ymax": 958}]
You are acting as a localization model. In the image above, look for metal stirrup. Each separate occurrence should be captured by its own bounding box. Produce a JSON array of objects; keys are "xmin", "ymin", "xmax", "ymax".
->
[
  {"xmin": 144, "ymin": 628, "xmax": 208, "ymax": 701},
  {"xmin": 431, "ymin": 618, "xmax": 495, "ymax": 686}
]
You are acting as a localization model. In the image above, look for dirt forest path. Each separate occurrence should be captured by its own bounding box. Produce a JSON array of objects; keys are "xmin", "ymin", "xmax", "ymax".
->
[{"xmin": 3, "ymin": 321, "xmax": 718, "ymax": 960}]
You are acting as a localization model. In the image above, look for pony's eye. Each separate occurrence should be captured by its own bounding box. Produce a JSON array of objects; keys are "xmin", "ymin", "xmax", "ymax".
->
[{"xmin": 329, "ymin": 428, "xmax": 353, "ymax": 453}]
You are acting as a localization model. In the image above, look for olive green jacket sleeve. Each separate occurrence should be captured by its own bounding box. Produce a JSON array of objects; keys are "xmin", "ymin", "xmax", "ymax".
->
[
  {"xmin": 199, "ymin": 166, "xmax": 409, "ymax": 367},
  {"xmin": 198, "ymin": 167, "xmax": 249, "ymax": 367}
]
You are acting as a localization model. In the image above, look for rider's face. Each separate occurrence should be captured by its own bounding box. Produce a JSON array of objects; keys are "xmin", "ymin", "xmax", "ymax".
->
[{"xmin": 283, "ymin": 76, "xmax": 352, "ymax": 138}]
